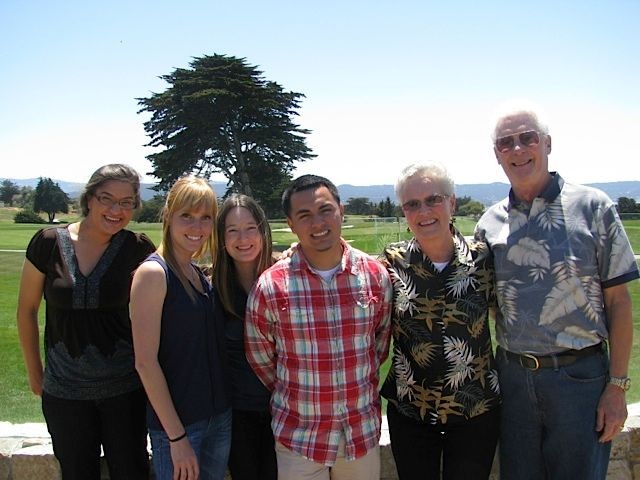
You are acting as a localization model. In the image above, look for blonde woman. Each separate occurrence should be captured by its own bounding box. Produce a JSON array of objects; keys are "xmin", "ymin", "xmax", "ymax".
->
[{"xmin": 131, "ymin": 176, "xmax": 230, "ymax": 480}]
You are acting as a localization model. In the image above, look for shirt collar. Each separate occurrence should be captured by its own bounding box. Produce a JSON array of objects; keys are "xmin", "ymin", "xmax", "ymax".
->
[
  {"xmin": 407, "ymin": 225, "xmax": 475, "ymax": 268},
  {"xmin": 507, "ymin": 171, "xmax": 563, "ymax": 210},
  {"xmin": 290, "ymin": 239, "xmax": 357, "ymax": 276}
]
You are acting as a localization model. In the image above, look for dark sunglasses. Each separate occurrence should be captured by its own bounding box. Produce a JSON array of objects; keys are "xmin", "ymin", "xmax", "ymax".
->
[
  {"xmin": 402, "ymin": 194, "xmax": 449, "ymax": 212},
  {"xmin": 495, "ymin": 130, "xmax": 541, "ymax": 153}
]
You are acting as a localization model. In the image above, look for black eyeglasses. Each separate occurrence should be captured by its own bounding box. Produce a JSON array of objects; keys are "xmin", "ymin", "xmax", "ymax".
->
[
  {"xmin": 95, "ymin": 194, "xmax": 137, "ymax": 210},
  {"xmin": 495, "ymin": 130, "xmax": 541, "ymax": 153},
  {"xmin": 402, "ymin": 194, "xmax": 449, "ymax": 212}
]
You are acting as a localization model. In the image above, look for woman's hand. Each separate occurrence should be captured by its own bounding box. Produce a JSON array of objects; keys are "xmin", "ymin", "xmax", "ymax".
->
[
  {"xmin": 27, "ymin": 369, "xmax": 44, "ymax": 396},
  {"xmin": 170, "ymin": 436, "xmax": 199, "ymax": 480}
]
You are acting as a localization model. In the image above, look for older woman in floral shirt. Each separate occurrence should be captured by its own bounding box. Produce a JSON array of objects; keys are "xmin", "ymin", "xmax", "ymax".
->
[{"xmin": 381, "ymin": 162, "xmax": 500, "ymax": 480}]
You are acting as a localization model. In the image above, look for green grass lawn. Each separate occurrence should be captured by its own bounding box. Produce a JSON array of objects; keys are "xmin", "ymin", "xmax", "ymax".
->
[{"xmin": 1, "ymin": 211, "xmax": 639, "ymax": 422}]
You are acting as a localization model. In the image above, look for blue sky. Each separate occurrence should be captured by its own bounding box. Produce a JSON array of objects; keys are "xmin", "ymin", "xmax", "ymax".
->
[{"xmin": 1, "ymin": 0, "xmax": 639, "ymax": 188}]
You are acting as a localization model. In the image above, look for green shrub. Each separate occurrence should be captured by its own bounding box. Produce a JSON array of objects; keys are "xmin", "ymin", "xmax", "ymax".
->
[{"xmin": 14, "ymin": 210, "xmax": 45, "ymax": 224}]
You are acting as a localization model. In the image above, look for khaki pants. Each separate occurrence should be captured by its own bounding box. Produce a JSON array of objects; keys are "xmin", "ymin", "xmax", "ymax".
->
[{"xmin": 275, "ymin": 438, "xmax": 380, "ymax": 480}]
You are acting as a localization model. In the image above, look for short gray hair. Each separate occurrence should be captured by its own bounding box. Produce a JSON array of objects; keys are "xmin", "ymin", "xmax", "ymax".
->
[
  {"xmin": 395, "ymin": 162, "xmax": 455, "ymax": 200},
  {"xmin": 489, "ymin": 99, "xmax": 550, "ymax": 141}
]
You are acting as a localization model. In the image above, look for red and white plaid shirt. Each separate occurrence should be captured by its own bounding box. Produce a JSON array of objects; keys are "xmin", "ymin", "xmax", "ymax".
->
[{"xmin": 245, "ymin": 240, "xmax": 392, "ymax": 466}]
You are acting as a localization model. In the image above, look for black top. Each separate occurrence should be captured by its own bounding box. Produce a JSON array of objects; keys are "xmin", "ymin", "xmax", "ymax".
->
[
  {"xmin": 219, "ymin": 278, "xmax": 271, "ymax": 411},
  {"xmin": 146, "ymin": 253, "xmax": 230, "ymax": 430},
  {"xmin": 26, "ymin": 226, "xmax": 155, "ymax": 400}
]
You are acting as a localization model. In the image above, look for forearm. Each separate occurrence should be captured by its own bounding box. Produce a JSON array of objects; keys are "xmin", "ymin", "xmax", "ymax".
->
[
  {"xmin": 375, "ymin": 325, "xmax": 391, "ymax": 366},
  {"xmin": 245, "ymin": 304, "xmax": 277, "ymax": 390},
  {"xmin": 17, "ymin": 311, "xmax": 44, "ymax": 393},
  {"xmin": 136, "ymin": 360, "xmax": 186, "ymax": 439},
  {"xmin": 375, "ymin": 282, "xmax": 393, "ymax": 365},
  {"xmin": 607, "ymin": 309, "xmax": 633, "ymax": 378},
  {"xmin": 16, "ymin": 260, "xmax": 46, "ymax": 393},
  {"xmin": 17, "ymin": 313, "xmax": 42, "ymax": 371},
  {"xmin": 604, "ymin": 285, "xmax": 633, "ymax": 378},
  {"xmin": 246, "ymin": 348, "xmax": 276, "ymax": 391}
]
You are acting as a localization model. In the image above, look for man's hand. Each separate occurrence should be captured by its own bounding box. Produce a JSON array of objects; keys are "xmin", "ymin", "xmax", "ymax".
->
[{"xmin": 596, "ymin": 384, "xmax": 628, "ymax": 442}]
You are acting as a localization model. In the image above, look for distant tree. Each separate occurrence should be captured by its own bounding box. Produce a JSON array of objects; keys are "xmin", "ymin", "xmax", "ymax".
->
[
  {"xmin": 33, "ymin": 178, "xmax": 70, "ymax": 223},
  {"xmin": 382, "ymin": 197, "xmax": 396, "ymax": 217},
  {"xmin": 135, "ymin": 194, "xmax": 166, "ymax": 223},
  {"xmin": 617, "ymin": 197, "xmax": 639, "ymax": 213},
  {"xmin": 15, "ymin": 186, "xmax": 35, "ymax": 209},
  {"xmin": 138, "ymin": 54, "xmax": 315, "ymax": 209},
  {"xmin": 457, "ymin": 200, "xmax": 485, "ymax": 217},
  {"xmin": 345, "ymin": 197, "xmax": 374, "ymax": 215},
  {"xmin": 0, "ymin": 179, "xmax": 20, "ymax": 206},
  {"xmin": 374, "ymin": 197, "xmax": 396, "ymax": 217},
  {"xmin": 454, "ymin": 195, "xmax": 472, "ymax": 216}
]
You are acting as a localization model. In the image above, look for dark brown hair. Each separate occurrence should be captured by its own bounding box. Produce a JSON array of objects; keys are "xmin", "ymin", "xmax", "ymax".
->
[{"xmin": 214, "ymin": 194, "xmax": 273, "ymax": 319}]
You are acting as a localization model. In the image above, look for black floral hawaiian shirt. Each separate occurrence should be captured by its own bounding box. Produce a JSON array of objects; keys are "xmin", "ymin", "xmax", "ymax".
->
[{"xmin": 380, "ymin": 227, "xmax": 501, "ymax": 425}]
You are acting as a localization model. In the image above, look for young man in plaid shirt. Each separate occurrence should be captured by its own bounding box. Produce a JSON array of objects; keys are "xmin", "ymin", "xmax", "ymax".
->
[{"xmin": 245, "ymin": 174, "xmax": 393, "ymax": 479}]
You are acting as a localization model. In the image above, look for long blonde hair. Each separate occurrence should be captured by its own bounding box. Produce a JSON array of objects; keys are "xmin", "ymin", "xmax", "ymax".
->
[{"xmin": 158, "ymin": 176, "xmax": 218, "ymax": 299}]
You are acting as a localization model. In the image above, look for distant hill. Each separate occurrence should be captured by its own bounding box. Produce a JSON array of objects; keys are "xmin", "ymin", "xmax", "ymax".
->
[
  {"xmin": 333, "ymin": 181, "xmax": 640, "ymax": 206},
  {"xmin": 0, "ymin": 178, "xmax": 229, "ymax": 203},
  {"xmin": 3, "ymin": 177, "xmax": 640, "ymax": 207}
]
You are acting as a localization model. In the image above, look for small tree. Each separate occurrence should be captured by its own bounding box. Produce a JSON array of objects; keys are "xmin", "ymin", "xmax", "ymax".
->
[
  {"xmin": 457, "ymin": 200, "xmax": 485, "ymax": 217},
  {"xmin": 135, "ymin": 194, "xmax": 166, "ymax": 223},
  {"xmin": 617, "ymin": 197, "xmax": 639, "ymax": 213},
  {"xmin": 15, "ymin": 186, "xmax": 35, "ymax": 209},
  {"xmin": 33, "ymin": 178, "xmax": 70, "ymax": 223},
  {"xmin": 455, "ymin": 196, "xmax": 472, "ymax": 216},
  {"xmin": 374, "ymin": 197, "xmax": 396, "ymax": 217},
  {"xmin": 345, "ymin": 197, "xmax": 374, "ymax": 216},
  {"xmin": 0, "ymin": 179, "xmax": 20, "ymax": 206}
]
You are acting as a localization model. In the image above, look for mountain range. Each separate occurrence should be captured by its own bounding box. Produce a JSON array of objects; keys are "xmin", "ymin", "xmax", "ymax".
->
[{"xmin": 3, "ymin": 177, "xmax": 640, "ymax": 207}]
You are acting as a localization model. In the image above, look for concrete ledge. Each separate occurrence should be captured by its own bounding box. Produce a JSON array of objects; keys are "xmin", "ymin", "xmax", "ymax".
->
[{"xmin": 2, "ymin": 404, "xmax": 640, "ymax": 480}]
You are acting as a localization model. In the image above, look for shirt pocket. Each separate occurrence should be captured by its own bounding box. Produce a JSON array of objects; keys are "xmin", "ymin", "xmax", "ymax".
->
[{"xmin": 342, "ymin": 288, "xmax": 379, "ymax": 347}]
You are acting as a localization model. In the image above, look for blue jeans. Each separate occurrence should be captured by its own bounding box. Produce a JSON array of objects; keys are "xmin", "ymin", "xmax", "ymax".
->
[
  {"xmin": 149, "ymin": 408, "xmax": 232, "ymax": 480},
  {"xmin": 496, "ymin": 346, "xmax": 611, "ymax": 480}
]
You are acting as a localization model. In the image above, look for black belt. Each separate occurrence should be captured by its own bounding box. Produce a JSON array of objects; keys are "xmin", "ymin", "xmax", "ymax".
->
[{"xmin": 501, "ymin": 343, "xmax": 604, "ymax": 371}]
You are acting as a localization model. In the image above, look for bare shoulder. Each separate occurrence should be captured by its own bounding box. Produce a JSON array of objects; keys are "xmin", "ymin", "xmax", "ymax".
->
[{"xmin": 133, "ymin": 259, "xmax": 166, "ymax": 289}]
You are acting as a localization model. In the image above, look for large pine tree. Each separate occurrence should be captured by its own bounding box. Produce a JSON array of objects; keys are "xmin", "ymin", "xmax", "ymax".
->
[{"xmin": 138, "ymin": 54, "xmax": 315, "ymax": 216}]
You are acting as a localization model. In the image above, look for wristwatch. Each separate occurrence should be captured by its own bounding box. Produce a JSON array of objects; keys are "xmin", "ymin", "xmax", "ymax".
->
[{"xmin": 608, "ymin": 376, "xmax": 631, "ymax": 391}]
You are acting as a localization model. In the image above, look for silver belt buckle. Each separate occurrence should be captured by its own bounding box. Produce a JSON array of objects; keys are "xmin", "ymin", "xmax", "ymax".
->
[{"xmin": 521, "ymin": 353, "xmax": 540, "ymax": 370}]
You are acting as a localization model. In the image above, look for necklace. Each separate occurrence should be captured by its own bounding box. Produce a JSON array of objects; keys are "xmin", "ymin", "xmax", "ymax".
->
[{"xmin": 182, "ymin": 264, "xmax": 198, "ymax": 285}]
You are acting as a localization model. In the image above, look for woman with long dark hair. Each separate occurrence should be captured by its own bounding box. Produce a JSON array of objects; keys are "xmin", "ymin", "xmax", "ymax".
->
[{"xmin": 214, "ymin": 193, "xmax": 277, "ymax": 480}]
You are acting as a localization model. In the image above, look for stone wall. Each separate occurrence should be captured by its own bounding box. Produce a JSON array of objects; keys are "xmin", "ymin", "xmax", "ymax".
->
[{"xmin": 2, "ymin": 405, "xmax": 640, "ymax": 479}]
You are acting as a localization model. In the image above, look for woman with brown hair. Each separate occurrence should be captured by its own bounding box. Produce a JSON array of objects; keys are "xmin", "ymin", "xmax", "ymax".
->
[
  {"xmin": 213, "ymin": 193, "xmax": 277, "ymax": 480},
  {"xmin": 17, "ymin": 163, "xmax": 155, "ymax": 479}
]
